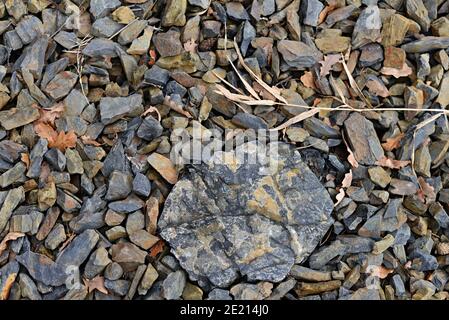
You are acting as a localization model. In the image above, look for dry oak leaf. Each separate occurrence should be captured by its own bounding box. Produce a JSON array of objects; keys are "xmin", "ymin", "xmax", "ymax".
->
[
  {"xmin": 300, "ymin": 71, "xmax": 316, "ymax": 89},
  {"xmin": 35, "ymin": 103, "xmax": 65, "ymax": 125},
  {"xmin": 319, "ymin": 54, "xmax": 341, "ymax": 77},
  {"xmin": 34, "ymin": 122, "xmax": 77, "ymax": 151},
  {"xmin": 83, "ymin": 276, "xmax": 108, "ymax": 294},
  {"xmin": 382, "ymin": 133, "xmax": 405, "ymax": 152},
  {"xmin": 0, "ymin": 232, "xmax": 25, "ymax": 256},
  {"xmin": 375, "ymin": 156, "xmax": 410, "ymax": 169}
]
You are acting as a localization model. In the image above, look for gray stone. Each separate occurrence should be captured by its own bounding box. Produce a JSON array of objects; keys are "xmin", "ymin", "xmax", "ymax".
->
[
  {"xmin": 301, "ymin": 0, "xmax": 324, "ymax": 27},
  {"xmin": 100, "ymin": 94, "xmax": 144, "ymax": 125},
  {"xmin": 0, "ymin": 187, "xmax": 25, "ymax": 233},
  {"xmin": 132, "ymin": 173, "xmax": 152, "ymax": 197},
  {"xmin": 82, "ymin": 38, "xmax": 119, "ymax": 58},
  {"xmin": 137, "ymin": 116, "xmax": 163, "ymax": 141},
  {"xmin": 19, "ymin": 273, "xmax": 42, "ymax": 300},
  {"xmin": 54, "ymin": 31, "xmax": 79, "ymax": 50},
  {"xmin": 91, "ymin": 17, "xmax": 123, "ymax": 38},
  {"xmin": 278, "ymin": 40, "xmax": 322, "ymax": 69},
  {"xmin": 16, "ymin": 15, "xmax": 44, "ymax": 45},
  {"xmin": 44, "ymin": 148, "xmax": 66, "ymax": 172},
  {"xmin": 44, "ymin": 223, "xmax": 66, "ymax": 250},
  {"xmin": 226, "ymin": 2, "xmax": 249, "ymax": 21},
  {"xmin": 144, "ymin": 65, "xmax": 170, "ymax": 87},
  {"xmin": 90, "ymin": 0, "xmax": 121, "ymax": 18},
  {"xmin": 106, "ymin": 170, "xmax": 133, "ymax": 201},
  {"xmin": 153, "ymin": 29, "xmax": 183, "ymax": 58},
  {"xmin": 27, "ymin": 138, "xmax": 48, "ymax": 178},
  {"xmin": 159, "ymin": 142, "xmax": 334, "ymax": 287},
  {"xmin": 105, "ymin": 262, "xmax": 124, "ymax": 281},
  {"xmin": 231, "ymin": 113, "xmax": 268, "ymax": 130},
  {"xmin": 17, "ymin": 230, "xmax": 99, "ymax": 286},
  {"xmin": 104, "ymin": 279, "xmax": 131, "ymax": 296},
  {"xmin": 162, "ymin": 270, "xmax": 186, "ymax": 300},
  {"xmin": 207, "ymin": 288, "xmax": 233, "ymax": 300},
  {"xmin": 344, "ymin": 112, "xmax": 384, "ymax": 165},
  {"xmin": 109, "ymin": 194, "xmax": 144, "ymax": 214}
]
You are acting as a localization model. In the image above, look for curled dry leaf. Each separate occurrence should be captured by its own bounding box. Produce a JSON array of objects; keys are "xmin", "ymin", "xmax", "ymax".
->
[
  {"xmin": 382, "ymin": 133, "xmax": 405, "ymax": 152},
  {"xmin": 375, "ymin": 156, "xmax": 410, "ymax": 169},
  {"xmin": 300, "ymin": 71, "xmax": 316, "ymax": 89},
  {"xmin": 417, "ymin": 176, "xmax": 436, "ymax": 204},
  {"xmin": 141, "ymin": 106, "xmax": 162, "ymax": 121},
  {"xmin": 0, "ymin": 232, "xmax": 25, "ymax": 256},
  {"xmin": 342, "ymin": 133, "xmax": 359, "ymax": 168},
  {"xmin": 319, "ymin": 54, "xmax": 341, "ymax": 77},
  {"xmin": 163, "ymin": 96, "xmax": 192, "ymax": 118},
  {"xmin": 21, "ymin": 153, "xmax": 30, "ymax": 169},
  {"xmin": 318, "ymin": 4, "xmax": 336, "ymax": 25},
  {"xmin": 334, "ymin": 170, "xmax": 352, "ymax": 207},
  {"xmin": 0, "ymin": 273, "xmax": 17, "ymax": 300},
  {"xmin": 83, "ymin": 276, "xmax": 108, "ymax": 294}
]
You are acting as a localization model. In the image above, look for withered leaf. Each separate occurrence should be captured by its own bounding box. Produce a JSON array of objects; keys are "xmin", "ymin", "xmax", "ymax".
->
[
  {"xmin": 0, "ymin": 232, "xmax": 25, "ymax": 256},
  {"xmin": 35, "ymin": 103, "xmax": 65, "ymax": 126},
  {"xmin": 149, "ymin": 240, "xmax": 165, "ymax": 257},
  {"xmin": 34, "ymin": 123, "xmax": 77, "ymax": 151},
  {"xmin": 80, "ymin": 135, "xmax": 102, "ymax": 147},
  {"xmin": 381, "ymin": 63, "xmax": 413, "ymax": 78},
  {"xmin": 375, "ymin": 156, "xmax": 410, "ymax": 169},
  {"xmin": 183, "ymin": 38, "xmax": 198, "ymax": 53},
  {"xmin": 382, "ymin": 133, "xmax": 405, "ymax": 152},
  {"xmin": 368, "ymin": 265, "xmax": 394, "ymax": 279},
  {"xmin": 84, "ymin": 276, "xmax": 108, "ymax": 294},
  {"xmin": 0, "ymin": 273, "xmax": 17, "ymax": 300},
  {"xmin": 417, "ymin": 176, "xmax": 436, "ymax": 204},
  {"xmin": 21, "ymin": 153, "xmax": 30, "ymax": 169},
  {"xmin": 319, "ymin": 54, "xmax": 341, "ymax": 77},
  {"xmin": 300, "ymin": 71, "xmax": 316, "ymax": 89}
]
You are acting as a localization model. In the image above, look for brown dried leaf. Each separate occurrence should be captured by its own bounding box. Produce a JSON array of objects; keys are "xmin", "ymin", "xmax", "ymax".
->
[
  {"xmin": 149, "ymin": 240, "xmax": 165, "ymax": 257},
  {"xmin": 49, "ymin": 131, "xmax": 77, "ymax": 151},
  {"xmin": 319, "ymin": 54, "xmax": 341, "ymax": 77},
  {"xmin": 80, "ymin": 135, "xmax": 102, "ymax": 147},
  {"xmin": 334, "ymin": 188, "xmax": 345, "ymax": 207},
  {"xmin": 417, "ymin": 176, "xmax": 436, "ymax": 203},
  {"xmin": 300, "ymin": 71, "xmax": 316, "ymax": 89},
  {"xmin": 83, "ymin": 276, "xmax": 108, "ymax": 294},
  {"xmin": 0, "ymin": 273, "xmax": 17, "ymax": 300},
  {"xmin": 381, "ymin": 63, "xmax": 413, "ymax": 78},
  {"xmin": 375, "ymin": 156, "xmax": 410, "ymax": 169},
  {"xmin": 341, "ymin": 170, "xmax": 353, "ymax": 188},
  {"xmin": 141, "ymin": 106, "xmax": 162, "ymax": 121},
  {"xmin": 36, "ymin": 103, "xmax": 65, "ymax": 125},
  {"xmin": 21, "ymin": 153, "xmax": 30, "ymax": 169},
  {"xmin": 382, "ymin": 133, "xmax": 404, "ymax": 152},
  {"xmin": 318, "ymin": 5, "xmax": 336, "ymax": 25},
  {"xmin": 0, "ymin": 232, "xmax": 25, "ymax": 256},
  {"xmin": 271, "ymin": 108, "xmax": 320, "ymax": 131},
  {"xmin": 342, "ymin": 134, "xmax": 359, "ymax": 168},
  {"xmin": 368, "ymin": 265, "xmax": 394, "ymax": 279},
  {"xmin": 183, "ymin": 38, "xmax": 198, "ymax": 53}
]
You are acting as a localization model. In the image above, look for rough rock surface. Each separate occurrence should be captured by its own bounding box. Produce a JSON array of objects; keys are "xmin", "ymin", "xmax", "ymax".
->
[{"xmin": 159, "ymin": 142, "xmax": 334, "ymax": 287}]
